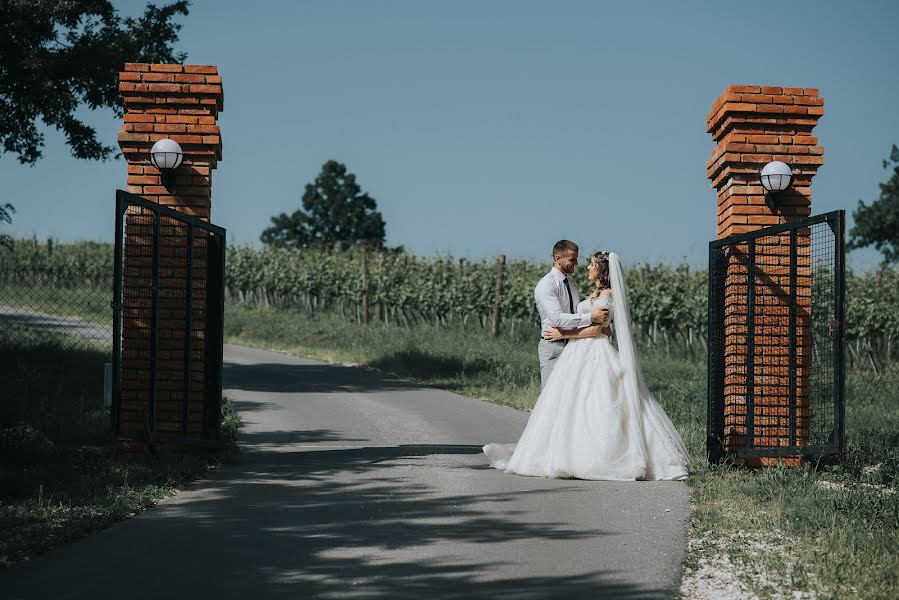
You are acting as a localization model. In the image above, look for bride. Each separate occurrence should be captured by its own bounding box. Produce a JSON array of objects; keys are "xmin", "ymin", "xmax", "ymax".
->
[{"xmin": 483, "ymin": 251, "xmax": 692, "ymax": 481}]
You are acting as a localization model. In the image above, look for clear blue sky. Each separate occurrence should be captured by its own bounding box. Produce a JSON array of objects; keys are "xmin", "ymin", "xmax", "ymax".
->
[{"xmin": 2, "ymin": 0, "xmax": 897, "ymax": 269}]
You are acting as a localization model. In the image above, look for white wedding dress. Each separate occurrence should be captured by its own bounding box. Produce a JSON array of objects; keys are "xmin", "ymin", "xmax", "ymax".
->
[{"xmin": 483, "ymin": 255, "xmax": 692, "ymax": 481}]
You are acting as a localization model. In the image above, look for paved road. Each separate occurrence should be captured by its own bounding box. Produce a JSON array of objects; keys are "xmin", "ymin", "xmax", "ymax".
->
[
  {"xmin": 1, "ymin": 344, "xmax": 690, "ymax": 600},
  {"xmin": 0, "ymin": 305, "xmax": 112, "ymax": 346}
]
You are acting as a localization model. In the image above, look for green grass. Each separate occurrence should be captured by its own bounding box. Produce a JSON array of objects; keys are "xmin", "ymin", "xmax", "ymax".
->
[
  {"xmin": 683, "ymin": 372, "xmax": 899, "ymax": 599},
  {"xmin": 226, "ymin": 301, "xmax": 899, "ymax": 600},
  {"xmin": 0, "ymin": 447, "xmax": 216, "ymax": 567},
  {"xmin": 226, "ymin": 300, "xmax": 544, "ymax": 410},
  {"xmin": 0, "ymin": 321, "xmax": 110, "ymax": 448},
  {"xmin": 0, "ymin": 321, "xmax": 242, "ymax": 568},
  {"xmin": 0, "ymin": 283, "xmax": 112, "ymax": 327}
]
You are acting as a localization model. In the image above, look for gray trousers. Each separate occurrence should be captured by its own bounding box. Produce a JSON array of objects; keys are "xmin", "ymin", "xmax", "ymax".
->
[{"xmin": 538, "ymin": 338, "xmax": 566, "ymax": 388}]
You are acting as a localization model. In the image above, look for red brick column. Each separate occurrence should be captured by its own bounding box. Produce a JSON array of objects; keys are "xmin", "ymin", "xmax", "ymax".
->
[
  {"xmin": 116, "ymin": 64, "xmax": 223, "ymax": 446},
  {"xmin": 706, "ymin": 85, "xmax": 824, "ymax": 466},
  {"xmin": 118, "ymin": 63, "xmax": 223, "ymax": 217}
]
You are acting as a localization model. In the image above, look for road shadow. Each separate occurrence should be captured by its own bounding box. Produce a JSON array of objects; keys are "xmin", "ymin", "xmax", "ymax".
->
[
  {"xmin": 238, "ymin": 428, "xmax": 368, "ymax": 448},
  {"xmin": 1, "ymin": 398, "xmax": 676, "ymax": 599},
  {"xmin": 369, "ymin": 350, "xmax": 496, "ymax": 380},
  {"xmin": 145, "ymin": 442, "xmax": 671, "ymax": 599},
  {"xmin": 223, "ymin": 361, "xmax": 428, "ymax": 395},
  {"xmin": 228, "ymin": 399, "xmax": 285, "ymax": 414},
  {"xmin": 0, "ymin": 307, "xmax": 112, "ymax": 346},
  {"xmin": 212, "ymin": 355, "xmax": 673, "ymax": 596}
]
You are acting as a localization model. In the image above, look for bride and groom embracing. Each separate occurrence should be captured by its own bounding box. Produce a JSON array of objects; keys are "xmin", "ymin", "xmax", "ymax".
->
[{"xmin": 483, "ymin": 240, "xmax": 693, "ymax": 481}]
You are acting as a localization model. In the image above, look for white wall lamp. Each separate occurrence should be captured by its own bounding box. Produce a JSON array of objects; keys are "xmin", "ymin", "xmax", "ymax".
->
[
  {"xmin": 759, "ymin": 160, "xmax": 793, "ymax": 212},
  {"xmin": 149, "ymin": 138, "xmax": 183, "ymax": 188}
]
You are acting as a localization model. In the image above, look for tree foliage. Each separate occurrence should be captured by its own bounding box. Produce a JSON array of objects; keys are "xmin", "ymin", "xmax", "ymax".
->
[
  {"xmin": 0, "ymin": 204, "xmax": 15, "ymax": 250},
  {"xmin": 261, "ymin": 160, "xmax": 387, "ymax": 250},
  {"xmin": 849, "ymin": 144, "xmax": 899, "ymax": 263},
  {"xmin": 0, "ymin": 0, "xmax": 190, "ymax": 164}
]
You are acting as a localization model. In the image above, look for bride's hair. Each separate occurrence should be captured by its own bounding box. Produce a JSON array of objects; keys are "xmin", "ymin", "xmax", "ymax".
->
[{"xmin": 592, "ymin": 251, "xmax": 611, "ymax": 293}]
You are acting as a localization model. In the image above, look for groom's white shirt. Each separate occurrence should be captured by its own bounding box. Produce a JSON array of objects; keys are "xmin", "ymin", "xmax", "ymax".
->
[{"xmin": 534, "ymin": 267, "xmax": 592, "ymax": 332}]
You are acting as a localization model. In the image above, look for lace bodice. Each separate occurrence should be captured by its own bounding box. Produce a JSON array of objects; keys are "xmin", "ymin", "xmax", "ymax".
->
[{"xmin": 577, "ymin": 293, "xmax": 613, "ymax": 322}]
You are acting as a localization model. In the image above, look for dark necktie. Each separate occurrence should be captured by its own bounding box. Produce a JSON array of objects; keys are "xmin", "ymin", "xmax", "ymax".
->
[{"xmin": 563, "ymin": 278, "xmax": 574, "ymax": 313}]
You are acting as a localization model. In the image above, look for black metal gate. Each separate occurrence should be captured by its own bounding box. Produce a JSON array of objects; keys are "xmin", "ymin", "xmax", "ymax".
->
[
  {"xmin": 708, "ymin": 210, "xmax": 845, "ymax": 463},
  {"xmin": 112, "ymin": 190, "xmax": 226, "ymax": 446}
]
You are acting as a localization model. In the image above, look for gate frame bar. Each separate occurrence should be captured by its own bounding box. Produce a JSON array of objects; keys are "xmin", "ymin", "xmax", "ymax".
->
[
  {"xmin": 112, "ymin": 190, "xmax": 226, "ymax": 446},
  {"xmin": 707, "ymin": 209, "xmax": 846, "ymax": 462}
]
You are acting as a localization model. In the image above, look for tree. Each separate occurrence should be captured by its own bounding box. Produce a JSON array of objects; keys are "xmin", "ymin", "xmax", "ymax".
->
[
  {"xmin": 261, "ymin": 160, "xmax": 387, "ymax": 250},
  {"xmin": 0, "ymin": 203, "xmax": 14, "ymax": 250},
  {"xmin": 849, "ymin": 145, "xmax": 899, "ymax": 263},
  {"xmin": 0, "ymin": 0, "xmax": 190, "ymax": 165}
]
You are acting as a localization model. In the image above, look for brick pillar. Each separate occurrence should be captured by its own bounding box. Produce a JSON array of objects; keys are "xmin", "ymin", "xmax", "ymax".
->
[
  {"xmin": 118, "ymin": 63, "xmax": 223, "ymax": 217},
  {"xmin": 706, "ymin": 85, "xmax": 824, "ymax": 466},
  {"xmin": 116, "ymin": 64, "xmax": 223, "ymax": 446}
]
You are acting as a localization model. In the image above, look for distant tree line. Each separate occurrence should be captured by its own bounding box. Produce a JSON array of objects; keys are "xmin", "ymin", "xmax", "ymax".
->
[{"xmin": 261, "ymin": 160, "xmax": 390, "ymax": 251}]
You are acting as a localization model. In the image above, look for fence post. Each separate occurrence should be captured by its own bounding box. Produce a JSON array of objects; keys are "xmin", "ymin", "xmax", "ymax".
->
[
  {"xmin": 491, "ymin": 253, "xmax": 506, "ymax": 337},
  {"xmin": 458, "ymin": 258, "xmax": 466, "ymax": 328},
  {"xmin": 361, "ymin": 248, "xmax": 370, "ymax": 325},
  {"xmin": 374, "ymin": 253, "xmax": 383, "ymax": 322}
]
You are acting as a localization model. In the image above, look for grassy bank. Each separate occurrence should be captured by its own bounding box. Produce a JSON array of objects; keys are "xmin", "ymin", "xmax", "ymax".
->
[
  {"xmin": 684, "ymin": 369, "xmax": 899, "ymax": 598},
  {"xmin": 0, "ymin": 323, "xmax": 241, "ymax": 568},
  {"xmin": 226, "ymin": 302, "xmax": 898, "ymax": 599},
  {"xmin": 0, "ymin": 282, "xmax": 112, "ymax": 327}
]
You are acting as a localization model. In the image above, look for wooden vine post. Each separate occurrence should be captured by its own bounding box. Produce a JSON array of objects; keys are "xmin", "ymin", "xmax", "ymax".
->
[
  {"xmin": 361, "ymin": 248, "xmax": 370, "ymax": 325},
  {"xmin": 374, "ymin": 252, "xmax": 383, "ymax": 323},
  {"xmin": 491, "ymin": 253, "xmax": 506, "ymax": 337}
]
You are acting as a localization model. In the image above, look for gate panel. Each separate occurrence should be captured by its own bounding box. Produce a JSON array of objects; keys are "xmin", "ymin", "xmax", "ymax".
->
[
  {"xmin": 708, "ymin": 210, "xmax": 845, "ymax": 462},
  {"xmin": 112, "ymin": 190, "xmax": 226, "ymax": 447},
  {"xmin": 707, "ymin": 245, "xmax": 726, "ymax": 463}
]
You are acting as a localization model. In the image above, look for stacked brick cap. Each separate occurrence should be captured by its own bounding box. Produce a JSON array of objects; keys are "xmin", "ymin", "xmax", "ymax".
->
[
  {"xmin": 118, "ymin": 63, "xmax": 223, "ymax": 220},
  {"xmin": 706, "ymin": 85, "xmax": 824, "ymax": 239}
]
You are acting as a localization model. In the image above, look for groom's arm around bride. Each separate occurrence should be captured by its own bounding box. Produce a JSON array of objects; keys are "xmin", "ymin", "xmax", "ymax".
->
[{"xmin": 534, "ymin": 240, "xmax": 608, "ymax": 388}]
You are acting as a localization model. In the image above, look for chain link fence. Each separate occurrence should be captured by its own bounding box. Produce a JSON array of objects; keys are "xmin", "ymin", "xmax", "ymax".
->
[
  {"xmin": 0, "ymin": 239, "xmax": 895, "ymax": 463},
  {"xmin": 0, "ymin": 265, "xmax": 114, "ymax": 455}
]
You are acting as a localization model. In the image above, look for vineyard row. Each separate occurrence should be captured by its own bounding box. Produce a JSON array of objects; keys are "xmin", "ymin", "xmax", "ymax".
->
[{"xmin": 1, "ymin": 239, "xmax": 897, "ymax": 366}]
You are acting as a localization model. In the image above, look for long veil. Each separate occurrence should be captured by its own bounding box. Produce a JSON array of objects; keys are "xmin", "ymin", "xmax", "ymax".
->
[{"xmin": 609, "ymin": 253, "xmax": 693, "ymax": 472}]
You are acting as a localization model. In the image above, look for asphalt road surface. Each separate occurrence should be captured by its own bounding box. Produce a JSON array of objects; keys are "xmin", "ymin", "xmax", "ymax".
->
[
  {"xmin": 1, "ymin": 344, "xmax": 691, "ymax": 600},
  {"xmin": 0, "ymin": 305, "xmax": 112, "ymax": 345}
]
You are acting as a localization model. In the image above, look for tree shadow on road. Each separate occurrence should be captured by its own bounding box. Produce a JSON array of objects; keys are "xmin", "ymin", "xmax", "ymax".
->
[
  {"xmin": 1, "ymin": 439, "xmax": 674, "ymax": 600},
  {"xmin": 146, "ymin": 354, "xmax": 678, "ymax": 598},
  {"xmin": 369, "ymin": 349, "xmax": 496, "ymax": 381},
  {"xmin": 163, "ymin": 443, "xmax": 673, "ymax": 598},
  {"xmin": 224, "ymin": 361, "xmax": 429, "ymax": 395},
  {"xmin": 238, "ymin": 428, "xmax": 368, "ymax": 447}
]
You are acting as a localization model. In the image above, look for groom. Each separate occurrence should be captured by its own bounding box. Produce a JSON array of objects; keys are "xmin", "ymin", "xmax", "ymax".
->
[{"xmin": 535, "ymin": 240, "xmax": 609, "ymax": 388}]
